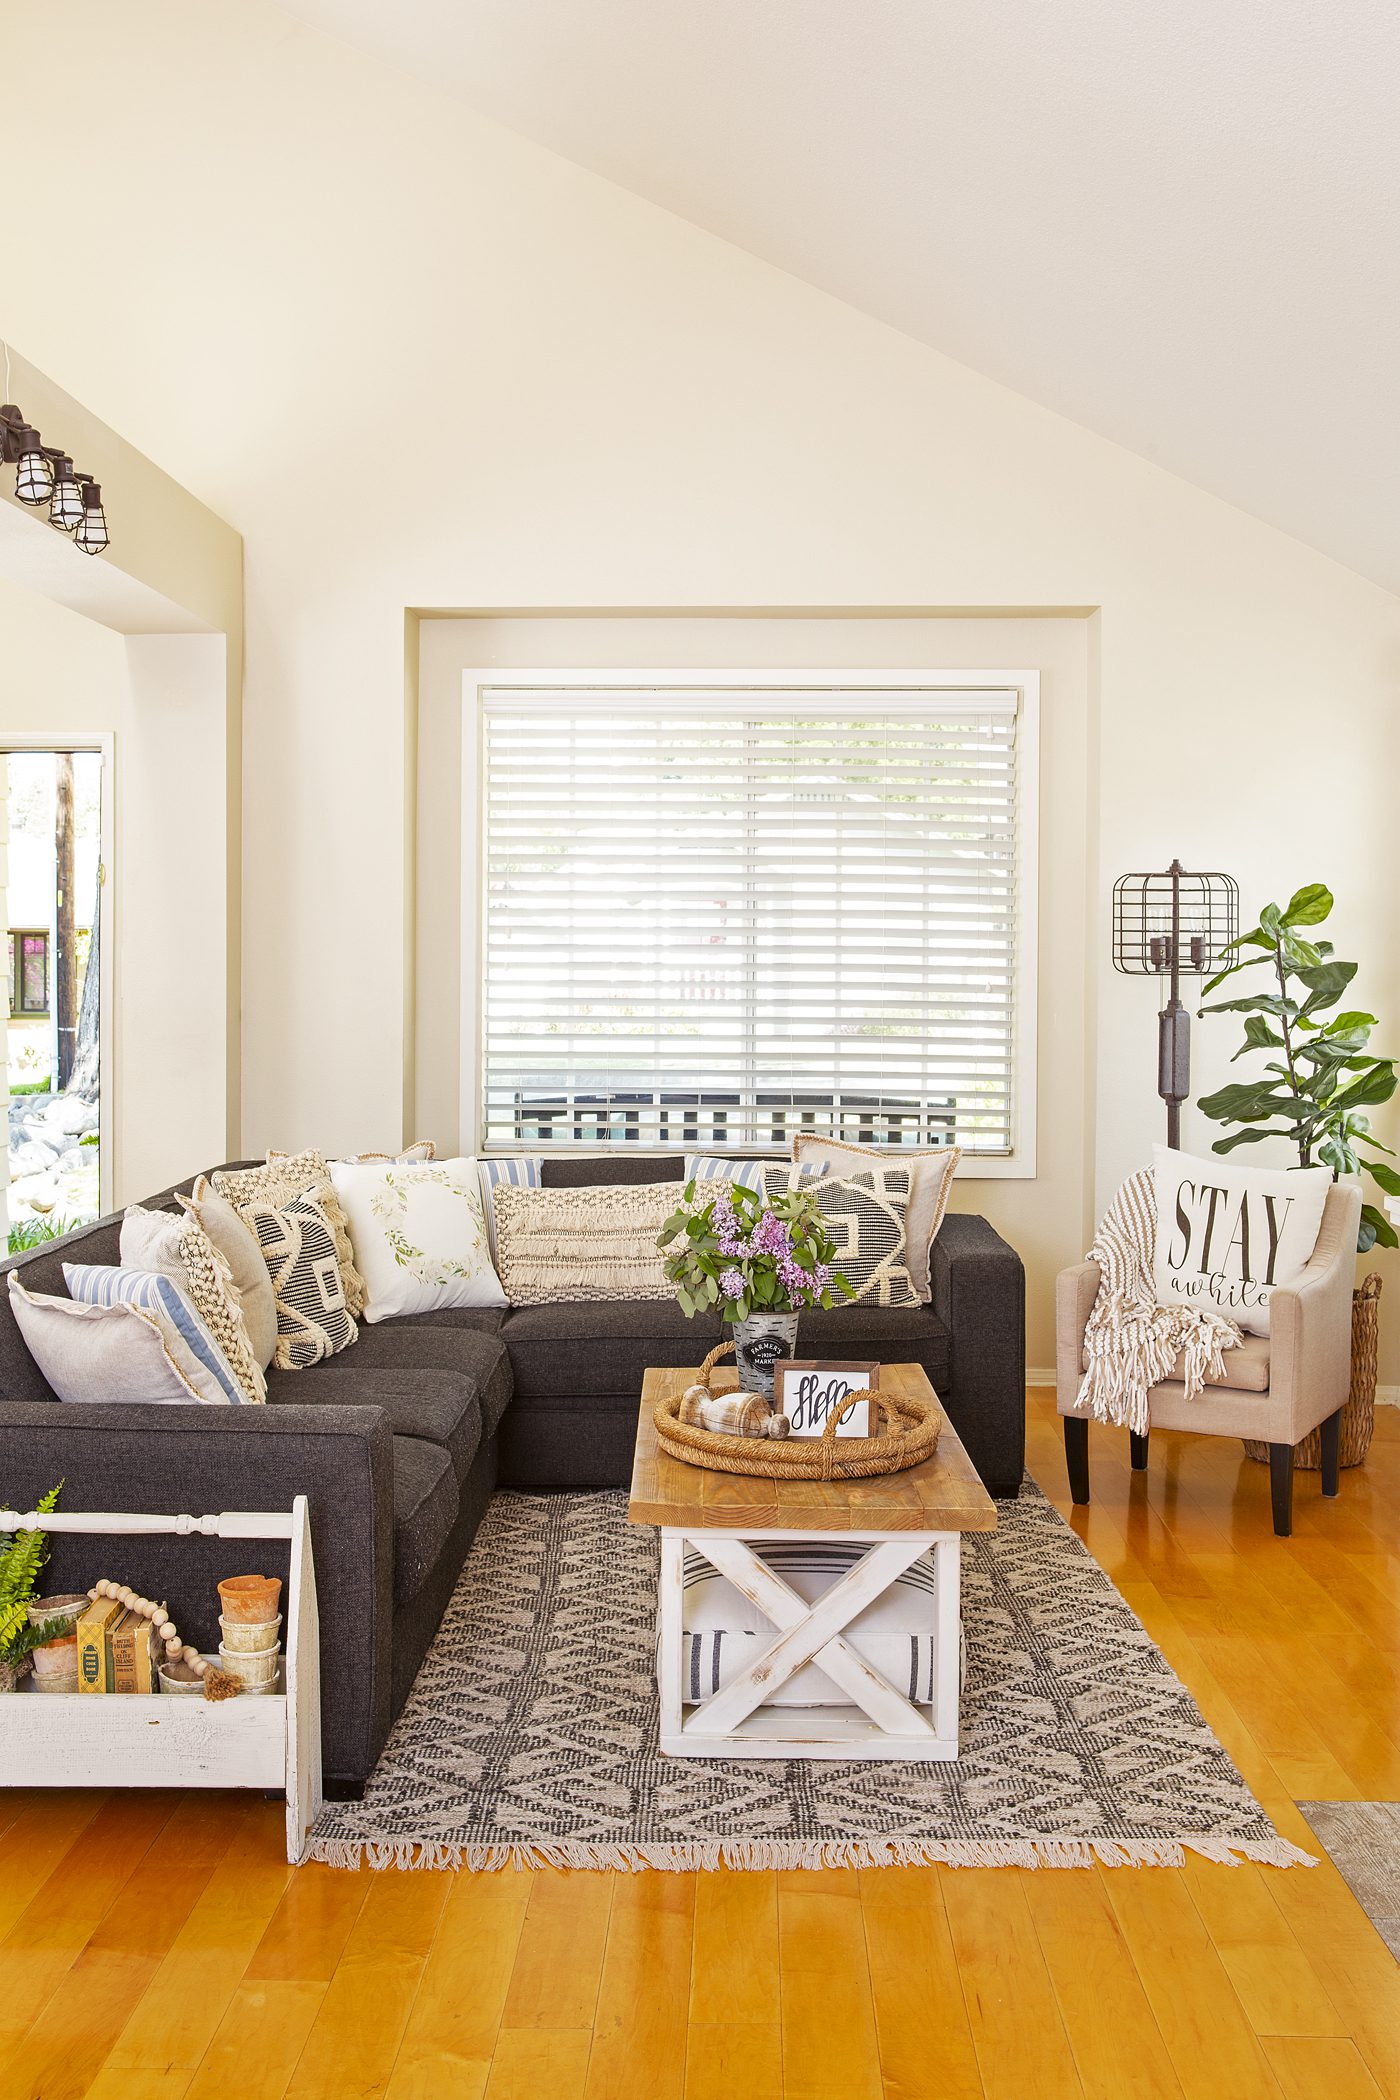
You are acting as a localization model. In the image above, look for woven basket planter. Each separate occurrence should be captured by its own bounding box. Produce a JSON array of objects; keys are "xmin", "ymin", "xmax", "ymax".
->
[
  {"xmin": 654, "ymin": 1342, "xmax": 944, "ymax": 1482},
  {"xmin": 1243, "ymin": 1273, "xmax": 1381, "ymax": 1470}
]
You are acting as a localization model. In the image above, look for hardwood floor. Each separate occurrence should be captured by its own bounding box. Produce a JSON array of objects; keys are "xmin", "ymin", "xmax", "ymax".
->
[{"xmin": 2, "ymin": 1390, "xmax": 1397, "ymax": 2099}]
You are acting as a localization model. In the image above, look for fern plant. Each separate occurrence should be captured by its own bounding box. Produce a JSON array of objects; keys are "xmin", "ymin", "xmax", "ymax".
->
[{"xmin": 0, "ymin": 1482, "xmax": 63, "ymax": 1663}]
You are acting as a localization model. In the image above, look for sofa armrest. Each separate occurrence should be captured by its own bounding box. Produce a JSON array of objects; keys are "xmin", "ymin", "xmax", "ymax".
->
[
  {"xmin": 0, "ymin": 1400, "xmax": 396, "ymax": 1788},
  {"xmin": 1055, "ymin": 1261, "xmax": 1101, "ymax": 1414},
  {"xmin": 929, "ymin": 1213, "xmax": 1026, "ymax": 1496},
  {"xmin": 1266, "ymin": 1180, "xmax": 1360, "ymax": 1437}
]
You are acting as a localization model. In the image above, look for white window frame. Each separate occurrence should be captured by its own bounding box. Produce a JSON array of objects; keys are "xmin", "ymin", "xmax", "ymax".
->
[{"xmin": 460, "ymin": 667, "xmax": 1039, "ymax": 1179}]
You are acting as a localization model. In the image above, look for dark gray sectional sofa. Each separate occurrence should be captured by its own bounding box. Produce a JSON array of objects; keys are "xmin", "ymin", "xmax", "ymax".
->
[{"xmin": 0, "ymin": 1152, "xmax": 1025, "ymax": 1793}]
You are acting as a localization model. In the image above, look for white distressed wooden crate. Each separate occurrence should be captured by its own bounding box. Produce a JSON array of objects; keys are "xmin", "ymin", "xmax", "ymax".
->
[{"xmin": 0, "ymin": 1497, "xmax": 322, "ymax": 1863}]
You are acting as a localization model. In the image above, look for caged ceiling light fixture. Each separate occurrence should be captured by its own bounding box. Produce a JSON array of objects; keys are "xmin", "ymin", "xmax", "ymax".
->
[{"xmin": 0, "ymin": 347, "xmax": 111, "ymax": 555}]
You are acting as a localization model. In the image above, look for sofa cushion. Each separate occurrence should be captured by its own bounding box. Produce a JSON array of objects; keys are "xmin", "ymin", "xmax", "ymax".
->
[
  {"xmin": 268, "ymin": 1323, "xmax": 513, "ymax": 1442},
  {"xmin": 499, "ymin": 1297, "xmax": 950, "ymax": 1404},
  {"xmin": 391, "ymin": 1435, "xmax": 460, "ymax": 1604},
  {"xmin": 271, "ymin": 1364, "xmax": 482, "ymax": 1484}
]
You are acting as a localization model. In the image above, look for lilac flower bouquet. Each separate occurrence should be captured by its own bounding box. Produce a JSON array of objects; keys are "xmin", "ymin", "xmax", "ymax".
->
[{"xmin": 657, "ymin": 1176, "xmax": 853, "ymax": 1323}]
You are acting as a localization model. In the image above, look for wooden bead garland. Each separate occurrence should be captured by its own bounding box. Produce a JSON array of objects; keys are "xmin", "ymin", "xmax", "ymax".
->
[{"xmin": 87, "ymin": 1580, "xmax": 242, "ymax": 1700}]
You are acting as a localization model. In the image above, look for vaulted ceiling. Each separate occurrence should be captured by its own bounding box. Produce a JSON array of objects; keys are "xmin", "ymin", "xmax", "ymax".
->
[{"xmin": 279, "ymin": 0, "xmax": 1400, "ymax": 592}]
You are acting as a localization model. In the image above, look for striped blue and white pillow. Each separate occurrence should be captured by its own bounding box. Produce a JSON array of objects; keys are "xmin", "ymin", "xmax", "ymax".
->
[
  {"xmin": 684, "ymin": 1155, "xmax": 821, "ymax": 1194},
  {"xmin": 63, "ymin": 1265, "xmax": 247, "ymax": 1405},
  {"xmin": 478, "ymin": 1156, "xmax": 543, "ymax": 1267}
]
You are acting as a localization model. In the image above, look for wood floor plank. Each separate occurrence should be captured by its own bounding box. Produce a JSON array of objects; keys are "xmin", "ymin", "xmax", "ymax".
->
[
  {"xmin": 778, "ymin": 1877, "xmax": 882, "ymax": 2100},
  {"xmin": 689, "ymin": 1867, "xmax": 778, "ymax": 2026},
  {"xmin": 583, "ymin": 1874, "xmax": 695, "ymax": 2100},
  {"xmin": 485, "ymin": 2029, "xmax": 592, "ymax": 2100},
  {"xmin": 283, "ymin": 1870, "xmax": 453, "ymax": 2099},
  {"xmin": 1262, "ymin": 2036, "xmax": 1387, "ymax": 2100},
  {"xmin": 1179, "ymin": 1858, "xmax": 1345, "ymax": 2039},
  {"xmin": 858, "ymin": 1865, "xmax": 982, "ymax": 2100},
  {"xmin": 387, "ymin": 1870, "xmax": 528, "ymax": 2093},
  {"xmin": 682, "ymin": 2023, "xmax": 783, "ymax": 2100},
  {"xmin": 1023, "ymin": 1865, "xmax": 1184, "ymax": 2100},
  {"xmin": 501, "ymin": 1868, "xmax": 612, "ymax": 2032},
  {"xmin": 183, "ymin": 1980, "xmax": 328, "ymax": 2100},
  {"xmin": 245, "ymin": 1860, "xmax": 372, "ymax": 1984},
  {"xmin": 938, "ymin": 1869, "xmax": 1082, "ymax": 2100}
]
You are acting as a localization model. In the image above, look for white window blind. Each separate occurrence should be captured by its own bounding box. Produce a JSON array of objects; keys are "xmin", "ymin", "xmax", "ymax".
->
[{"xmin": 478, "ymin": 681, "xmax": 1025, "ymax": 1156}]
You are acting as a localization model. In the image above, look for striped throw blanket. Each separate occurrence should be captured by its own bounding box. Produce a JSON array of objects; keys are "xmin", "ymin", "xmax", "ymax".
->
[{"xmin": 1077, "ymin": 1168, "xmax": 1242, "ymax": 1433}]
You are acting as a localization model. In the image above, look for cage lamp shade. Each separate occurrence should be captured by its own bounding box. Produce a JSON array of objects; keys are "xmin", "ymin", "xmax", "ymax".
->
[
  {"xmin": 74, "ymin": 482, "xmax": 109, "ymax": 555},
  {"xmin": 14, "ymin": 428, "xmax": 52, "ymax": 505},
  {"xmin": 49, "ymin": 456, "xmax": 83, "ymax": 531},
  {"xmin": 1111, "ymin": 863, "xmax": 1238, "ymax": 977}
]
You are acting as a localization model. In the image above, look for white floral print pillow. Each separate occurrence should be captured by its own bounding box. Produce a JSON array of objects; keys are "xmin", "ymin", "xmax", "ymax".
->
[{"xmin": 327, "ymin": 1157, "xmax": 507, "ymax": 1323}]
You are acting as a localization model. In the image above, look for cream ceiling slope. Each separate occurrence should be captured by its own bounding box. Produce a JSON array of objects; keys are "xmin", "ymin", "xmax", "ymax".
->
[{"xmin": 279, "ymin": 0, "xmax": 1400, "ymax": 593}]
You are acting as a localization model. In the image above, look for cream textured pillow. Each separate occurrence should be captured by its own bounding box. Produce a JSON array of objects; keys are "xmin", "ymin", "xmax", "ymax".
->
[
  {"xmin": 214, "ymin": 1151, "xmax": 367, "ymax": 1318},
  {"xmin": 492, "ymin": 1181, "xmax": 677, "ymax": 1304},
  {"xmin": 8, "ymin": 1276, "xmax": 209, "ymax": 1405},
  {"xmin": 242, "ymin": 1188, "xmax": 358, "ymax": 1369},
  {"xmin": 119, "ymin": 1205, "xmax": 267, "ymax": 1403},
  {"xmin": 761, "ymin": 1163, "xmax": 921, "ymax": 1309},
  {"xmin": 1151, "ymin": 1143, "xmax": 1331, "ymax": 1337},
  {"xmin": 328, "ymin": 1157, "xmax": 506, "ymax": 1322},
  {"xmin": 177, "ymin": 1176, "xmax": 278, "ymax": 1371},
  {"xmin": 790, "ymin": 1136, "xmax": 960, "ymax": 1301}
]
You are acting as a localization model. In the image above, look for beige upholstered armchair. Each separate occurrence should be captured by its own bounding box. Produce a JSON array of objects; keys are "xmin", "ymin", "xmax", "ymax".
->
[{"xmin": 1056, "ymin": 1179, "xmax": 1360, "ymax": 1537}]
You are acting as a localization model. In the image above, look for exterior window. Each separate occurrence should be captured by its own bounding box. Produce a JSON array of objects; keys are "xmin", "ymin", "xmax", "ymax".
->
[
  {"xmin": 8, "ymin": 932, "xmax": 49, "ymax": 1016},
  {"xmin": 476, "ymin": 674, "xmax": 1037, "ymax": 1164}
]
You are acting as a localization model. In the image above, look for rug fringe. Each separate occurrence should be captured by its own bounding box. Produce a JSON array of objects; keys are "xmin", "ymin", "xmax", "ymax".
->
[{"xmin": 301, "ymin": 1832, "xmax": 1317, "ymax": 1875}]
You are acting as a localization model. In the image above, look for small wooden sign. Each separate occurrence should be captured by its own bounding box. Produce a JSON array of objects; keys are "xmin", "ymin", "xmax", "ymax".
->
[{"xmin": 774, "ymin": 1360, "xmax": 880, "ymax": 1439}]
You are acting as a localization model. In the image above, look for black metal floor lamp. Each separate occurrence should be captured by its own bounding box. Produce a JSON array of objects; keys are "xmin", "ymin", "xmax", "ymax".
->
[{"xmin": 1112, "ymin": 860, "xmax": 1239, "ymax": 1148}]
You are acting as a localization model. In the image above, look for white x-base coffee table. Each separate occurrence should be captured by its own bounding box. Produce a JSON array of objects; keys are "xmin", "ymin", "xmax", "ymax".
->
[{"xmin": 629, "ymin": 1364, "xmax": 997, "ymax": 1761}]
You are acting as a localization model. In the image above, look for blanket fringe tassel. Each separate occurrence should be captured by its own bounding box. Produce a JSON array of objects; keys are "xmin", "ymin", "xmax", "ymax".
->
[{"xmin": 301, "ymin": 1831, "xmax": 1316, "ymax": 1875}]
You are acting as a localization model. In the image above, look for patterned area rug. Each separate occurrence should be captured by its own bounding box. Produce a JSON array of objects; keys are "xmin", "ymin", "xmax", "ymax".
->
[{"xmin": 307, "ymin": 1483, "xmax": 1314, "ymax": 1873}]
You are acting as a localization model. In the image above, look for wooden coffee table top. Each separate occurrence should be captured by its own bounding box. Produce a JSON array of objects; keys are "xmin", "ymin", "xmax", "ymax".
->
[{"xmin": 628, "ymin": 1363, "xmax": 997, "ymax": 1534}]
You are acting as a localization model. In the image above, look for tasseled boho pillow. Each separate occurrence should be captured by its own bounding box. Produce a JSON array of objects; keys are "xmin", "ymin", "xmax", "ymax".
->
[
  {"xmin": 491, "ymin": 1181, "xmax": 677, "ymax": 1304},
  {"xmin": 241, "ymin": 1188, "xmax": 358, "ymax": 1370},
  {"xmin": 214, "ymin": 1150, "xmax": 367, "ymax": 1318},
  {"xmin": 118, "ymin": 1204, "xmax": 267, "ymax": 1404}
]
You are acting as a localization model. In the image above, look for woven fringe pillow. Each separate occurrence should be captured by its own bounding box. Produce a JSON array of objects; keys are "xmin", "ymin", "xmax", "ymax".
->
[
  {"xmin": 242, "ymin": 1189, "xmax": 358, "ymax": 1370},
  {"xmin": 118, "ymin": 1205, "xmax": 267, "ymax": 1404},
  {"xmin": 761, "ymin": 1163, "xmax": 921, "ymax": 1309},
  {"xmin": 492, "ymin": 1181, "xmax": 677, "ymax": 1304},
  {"xmin": 214, "ymin": 1151, "xmax": 367, "ymax": 1318},
  {"xmin": 177, "ymin": 1176, "xmax": 278, "ymax": 1371},
  {"xmin": 790, "ymin": 1135, "xmax": 960, "ymax": 1302}
]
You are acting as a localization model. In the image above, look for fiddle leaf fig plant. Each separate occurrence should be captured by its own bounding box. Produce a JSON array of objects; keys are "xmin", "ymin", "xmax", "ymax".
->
[{"xmin": 1197, "ymin": 884, "xmax": 1399, "ymax": 1252}]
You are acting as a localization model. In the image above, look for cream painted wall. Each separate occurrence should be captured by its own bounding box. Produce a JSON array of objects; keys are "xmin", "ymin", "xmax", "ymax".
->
[
  {"xmin": 2, "ymin": 1, "xmax": 1398, "ymax": 1366},
  {"xmin": 0, "ymin": 580, "xmax": 230, "ymax": 1199},
  {"xmin": 417, "ymin": 614, "xmax": 1091, "ymax": 1368}
]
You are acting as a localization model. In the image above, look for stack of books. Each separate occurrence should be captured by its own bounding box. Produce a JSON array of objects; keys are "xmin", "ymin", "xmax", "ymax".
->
[{"xmin": 75, "ymin": 1596, "xmax": 160, "ymax": 1693}]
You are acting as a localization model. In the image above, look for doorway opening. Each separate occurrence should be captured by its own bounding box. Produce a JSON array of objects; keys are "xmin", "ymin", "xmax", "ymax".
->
[{"xmin": 2, "ymin": 747, "xmax": 106, "ymax": 1247}]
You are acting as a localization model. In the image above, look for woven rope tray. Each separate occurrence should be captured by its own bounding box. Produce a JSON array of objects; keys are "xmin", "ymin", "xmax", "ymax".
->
[{"xmin": 652, "ymin": 1342, "xmax": 944, "ymax": 1482}]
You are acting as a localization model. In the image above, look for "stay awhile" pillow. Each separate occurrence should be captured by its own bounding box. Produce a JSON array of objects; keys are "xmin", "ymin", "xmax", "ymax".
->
[{"xmin": 1151, "ymin": 1143, "xmax": 1331, "ymax": 1336}]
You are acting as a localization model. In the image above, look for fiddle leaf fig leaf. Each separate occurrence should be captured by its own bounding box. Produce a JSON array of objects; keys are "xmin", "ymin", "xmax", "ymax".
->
[
  {"xmin": 1296, "ymin": 959, "xmax": 1358, "ymax": 1016},
  {"xmin": 1282, "ymin": 883, "xmax": 1333, "ymax": 927},
  {"xmin": 1362, "ymin": 1159, "xmax": 1400, "ymax": 1197},
  {"xmin": 1361, "ymin": 1202, "xmax": 1398, "ymax": 1251}
]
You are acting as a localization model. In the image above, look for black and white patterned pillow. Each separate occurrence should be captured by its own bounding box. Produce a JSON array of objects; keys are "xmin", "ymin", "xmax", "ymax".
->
[
  {"xmin": 244, "ymin": 1189, "xmax": 358, "ymax": 1369},
  {"xmin": 761, "ymin": 1164, "xmax": 920, "ymax": 1309}
]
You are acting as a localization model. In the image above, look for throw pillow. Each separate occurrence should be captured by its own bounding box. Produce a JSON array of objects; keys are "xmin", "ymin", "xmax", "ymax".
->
[
  {"xmin": 683, "ymin": 1155, "xmax": 823, "ymax": 1194},
  {"xmin": 477, "ymin": 1155, "xmax": 543, "ymax": 1267},
  {"xmin": 241, "ymin": 1188, "xmax": 358, "ymax": 1369},
  {"xmin": 62, "ymin": 1264, "xmax": 251, "ymax": 1406},
  {"xmin": 214, "ymin": 1151, "xmax": 367, "ymax": 1318},
  {"xmin": 120, "ymin": 1203, "xmax": 268, "ymax": 1402},
  {"xmin": 341, "ymin": 1140, "xmax": 437, "ymax": 1163},
  {"xmin": 176, "ymin": 1176, "xmax": 279, "ymax": 1371},
  {"xmin": 1151, "ymin": 1142, "xmax": 1331, "ymax": 1336},
  {"xmin": 790, "ymin": 1136, "xmax": 960, "ymax": 1302},
  {"xmin": 328, "ymin": 1157, "xmax": 507, "ymax": 1323},
  {"xmin": 760, "ymin": 1163, "xmax": 921, "ymax": 1308},
  {"xmin": 9, "ymin": 1276, "xmax": 211, "ymax": 1406},
  {"xmin": 492, "ymin": 1181, "xmax": 677, "ymax": 1304}
]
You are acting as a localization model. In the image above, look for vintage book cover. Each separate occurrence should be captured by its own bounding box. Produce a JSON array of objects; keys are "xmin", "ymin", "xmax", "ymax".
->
[
  {"xmin": 75, "ymin": 1597, "xmax": 125, "ymax": 1693},
  {"xmin": 109, "ymin": 1608, "xmax": 159, "ymax": 1694}
]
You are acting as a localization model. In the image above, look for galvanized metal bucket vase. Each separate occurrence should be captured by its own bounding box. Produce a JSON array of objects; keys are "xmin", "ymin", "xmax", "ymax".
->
[{"xmin": 732, "ymin": 1311, "xmax": 799, "ymax": 1400}]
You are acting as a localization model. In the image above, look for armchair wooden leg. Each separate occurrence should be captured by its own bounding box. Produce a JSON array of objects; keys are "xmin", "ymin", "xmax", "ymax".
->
[
  {"xmin": 1129, "ymin": 1430, "xmax": 1149, "ymax": 1472},
  {"xmin": 1064, "ymin": 1416, "xmax": 1090, "ymax": 1505},
  {"xmin": 1268, "ymin": 1443, "xmax": 1294, "ymax": 1537},
  {"xmin": 1319, "ymin": 1408, "xmax": 1342, "ymax": 1498}
]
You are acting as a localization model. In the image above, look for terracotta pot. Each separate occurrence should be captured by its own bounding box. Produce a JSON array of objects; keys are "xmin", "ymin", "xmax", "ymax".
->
[
  {"xmin": 31, "ymin": 1633, "xmax": 78, "ymax": 1679},
  {"xmin": 217, "ymin": 1574, "xmax": 282, "ymax": 1623},
  {"xmin": 28, "ymin": 1594, "xmax": 87, "ymax": 1634}
]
